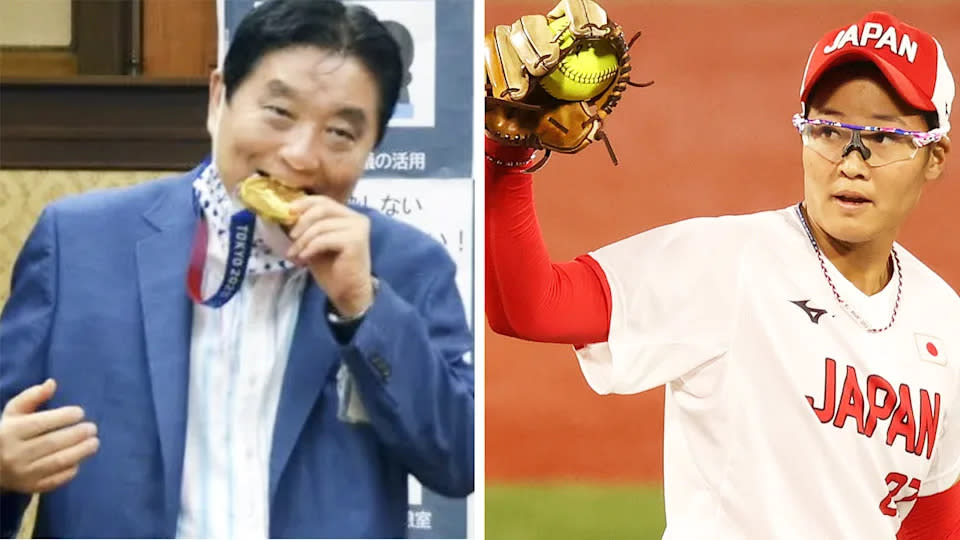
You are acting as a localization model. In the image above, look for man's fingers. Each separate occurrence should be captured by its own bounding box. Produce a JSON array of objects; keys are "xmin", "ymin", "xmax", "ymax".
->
[
  {"xmin": 289, "ymin": 205, "xmax": 352, "ymax": 241},
  {"xmin": 288, "ymin": 196, "xmax": 351, "ymax": 238},
  {"xmin": 33, "ymin": 465, "xmax": 80, "ymax": 494},
  {"xmin": 296, "ymin": 231, "xmax": 354, "ymax": 261},
  {"xmin": 22, "ymin": 421, "xmax": 97, "ymax": 461},
  {"xmin": 289, "ymin": 194, "xmax": 337, "ymax": 214},
  {"xmin": 3, "ymin": 379, "xmax": 56, "ymax": 416},
  {"xmin": 288, "ymin": 217, "xmax": 354, "ymax": 257},
  {"xmin": 28, "ymin": 436, "xmax": 99, "ymax": 481},
  {"xmin": 548, "ymin": 0, "xmax": 609, "ymax": 38},
  {"xmin": 487, "ymin": 26, "xmax": 529, "ymax": 101},
  {"xmin": 16, "ymin": 406, "xmax": 85, "ymax": 440},
  {"xmin": 509, "ymin": 16, "xmax": 560, "ymax": 77}
]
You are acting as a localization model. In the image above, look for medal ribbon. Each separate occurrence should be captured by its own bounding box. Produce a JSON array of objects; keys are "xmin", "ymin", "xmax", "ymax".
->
[{"xmin": 187, "ymin": 189, "xmax": 257, "ymax": 307}]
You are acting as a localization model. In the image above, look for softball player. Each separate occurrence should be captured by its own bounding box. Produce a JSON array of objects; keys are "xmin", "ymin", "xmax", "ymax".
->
[{"xmin": 486, "ymin": 7, "xmax": 959, "ymax": 538}]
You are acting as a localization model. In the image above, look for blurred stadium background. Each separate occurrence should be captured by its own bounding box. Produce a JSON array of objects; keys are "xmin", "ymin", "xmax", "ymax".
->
[{"xmin": 484, "ymin": 1, "xmax": 960, "ymax": 539}]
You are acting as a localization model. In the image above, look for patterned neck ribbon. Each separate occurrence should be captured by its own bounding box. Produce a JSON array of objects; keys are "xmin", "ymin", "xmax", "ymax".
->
[{"xmin": 186, "ymin": 159, "xmax": 294, "ymax": 307}]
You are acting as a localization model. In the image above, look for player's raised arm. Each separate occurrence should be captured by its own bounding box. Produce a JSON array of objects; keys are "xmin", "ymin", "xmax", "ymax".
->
[
  {"xmin": 488, "ymin": 6, "xmax": 960, "ymax": 536},
  {"xmin": 484, "ymin": 0, "xmax": 647, "ymax": 344},
  {"xmin": 485, "ymin": 140, "xmax": 612, "ymax": 344}
]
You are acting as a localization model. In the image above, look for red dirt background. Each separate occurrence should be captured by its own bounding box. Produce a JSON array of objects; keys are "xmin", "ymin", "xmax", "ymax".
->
[{"xmin": 485, "ymin": 1, "xmax": 960, "ymax": 485}]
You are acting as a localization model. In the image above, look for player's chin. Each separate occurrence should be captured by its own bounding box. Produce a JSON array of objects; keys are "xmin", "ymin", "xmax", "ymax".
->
[{"xmin": 821, "ymin": 213, "xmax": 882, "ymax": 244}]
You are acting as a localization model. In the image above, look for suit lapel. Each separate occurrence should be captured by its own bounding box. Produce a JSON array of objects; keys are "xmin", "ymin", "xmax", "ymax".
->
[
  {"xmin": 133, "ymin": 165, "xmax": 344, "ymax": 517},
  {"xmin": 136, "ymin": 174, "xmax": 197, "ymax": 533},
  {"xmin": 269, "ymin": 282, "xmax": 340, "ymax": 500}
]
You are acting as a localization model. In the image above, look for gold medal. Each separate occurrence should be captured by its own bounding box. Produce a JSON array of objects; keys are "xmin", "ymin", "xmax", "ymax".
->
[{"xmin": 238, "ymin": 176, "xmax": 305, "ymax": 226}]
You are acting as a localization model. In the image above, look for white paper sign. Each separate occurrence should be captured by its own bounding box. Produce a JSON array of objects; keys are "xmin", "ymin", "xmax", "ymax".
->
[{"xmin": 350, "ymin": 178, "xmax": 474, "ymax": 327}]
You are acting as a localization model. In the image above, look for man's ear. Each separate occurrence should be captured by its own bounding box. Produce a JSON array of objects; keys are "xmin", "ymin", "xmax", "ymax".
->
[{"xmin": 207, "ymin": 70, "xmax": 225, "ymax": 138}]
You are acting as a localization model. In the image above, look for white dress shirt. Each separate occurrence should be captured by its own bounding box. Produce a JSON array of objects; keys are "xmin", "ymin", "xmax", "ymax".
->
[{"xmin": 176, "ymin": 168, "xmax": 309, "ymax": 538}]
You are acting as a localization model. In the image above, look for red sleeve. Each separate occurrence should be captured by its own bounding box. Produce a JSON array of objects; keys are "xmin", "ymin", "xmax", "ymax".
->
[
  {"xmin": 485, "ymin": 138, "xmax": 611, "ymax": 344},
  {"xmin": 897, "ymin": 481, "xmax": 960, "ymax": 539},
  {"xmin": 484, "ymin": 145, "xmax": 515, "ymax": 335}
]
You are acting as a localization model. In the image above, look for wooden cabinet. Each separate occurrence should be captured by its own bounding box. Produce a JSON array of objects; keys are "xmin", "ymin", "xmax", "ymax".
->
[{"xmin": 143, "ymin": 0, "xmax": 217, "ymax": 78}]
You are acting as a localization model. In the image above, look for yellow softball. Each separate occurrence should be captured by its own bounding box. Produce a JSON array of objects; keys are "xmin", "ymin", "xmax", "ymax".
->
[{"xmin": 540, "ymin": 16, "xmax": 619, "ymax": 102}]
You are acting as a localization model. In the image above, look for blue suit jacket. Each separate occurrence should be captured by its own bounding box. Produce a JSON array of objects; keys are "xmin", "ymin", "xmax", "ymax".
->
[{"xmin": 0, "ymin": 164, "xmax": 474, "ymax": 538}]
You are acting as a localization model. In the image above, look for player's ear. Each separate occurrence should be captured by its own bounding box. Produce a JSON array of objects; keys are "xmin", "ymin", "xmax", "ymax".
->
[{"xmin": 923, "ymin": 135, "xmax": 950, "ymax": 182}]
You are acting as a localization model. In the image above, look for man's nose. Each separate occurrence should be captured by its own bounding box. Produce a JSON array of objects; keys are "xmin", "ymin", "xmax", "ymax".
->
[{"xmin": 279, "ymin": 128, "xmax": 321, "ymax": 173}]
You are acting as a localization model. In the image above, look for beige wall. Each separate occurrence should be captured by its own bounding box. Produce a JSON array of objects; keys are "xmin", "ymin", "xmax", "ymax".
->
[
  {"xmin": 0, "ymin": 170, "xmax": 166, "ymax": 307},
  {"xmin": 0, "ymin": 0, "xmax": 71, "ymax": 47}
]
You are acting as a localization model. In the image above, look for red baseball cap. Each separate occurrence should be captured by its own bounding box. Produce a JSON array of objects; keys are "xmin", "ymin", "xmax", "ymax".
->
[{"xmin": 799, "ymin": 11, "xmax": 955, "ymax": 134}]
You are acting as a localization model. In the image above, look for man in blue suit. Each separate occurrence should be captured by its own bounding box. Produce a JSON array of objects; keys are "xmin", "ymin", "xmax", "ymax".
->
[{"xmin": 0, "ymin": 0, "xmax": 474, "ymax": 537}]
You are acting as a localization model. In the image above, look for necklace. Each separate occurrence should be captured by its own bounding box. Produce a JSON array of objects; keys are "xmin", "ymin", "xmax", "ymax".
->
[{"xmin": 794, "ymin": 203, "xmax": 902, "ymax": 333}]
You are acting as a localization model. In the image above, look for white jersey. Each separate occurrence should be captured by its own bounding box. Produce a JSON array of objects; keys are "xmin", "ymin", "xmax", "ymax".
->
[{"xmin": 575, "ymin": 206, "xmax": 960, "ymax": 539}]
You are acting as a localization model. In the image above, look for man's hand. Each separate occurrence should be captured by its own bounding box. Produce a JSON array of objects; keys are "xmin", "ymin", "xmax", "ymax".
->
[
  {"xmin": 287, "ymin": 196, "xmax": 375, "ymax": 318},
  {"xmin": 0, "ymin": 379, "xmax": 99, "ymax": 494}
]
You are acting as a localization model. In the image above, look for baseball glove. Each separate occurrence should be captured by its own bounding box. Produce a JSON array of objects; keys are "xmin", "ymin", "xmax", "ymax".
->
[{"xmin": 485, "ymin": 0, "xmax": 652, "ymax": 171}]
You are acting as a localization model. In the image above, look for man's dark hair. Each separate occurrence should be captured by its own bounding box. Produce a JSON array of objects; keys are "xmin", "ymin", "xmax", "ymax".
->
[
  {"xmin": 805, "ymin": 61, "xmax": 939, "ymax": 130},
  {"xmin": 223, "ymin": 0, "xmax": 402, "ymax": 145}
]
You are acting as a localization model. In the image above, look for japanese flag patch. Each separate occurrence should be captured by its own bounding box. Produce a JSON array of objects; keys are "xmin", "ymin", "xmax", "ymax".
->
[{"xmin": 915, "ymin": 334, "xmax": 947, "ymax": 366}]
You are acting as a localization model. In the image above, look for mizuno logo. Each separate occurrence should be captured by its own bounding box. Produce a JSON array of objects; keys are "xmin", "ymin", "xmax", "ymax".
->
[{"xmin": 791, "ymin": 300, "xmax": 828, "ymax": 324}]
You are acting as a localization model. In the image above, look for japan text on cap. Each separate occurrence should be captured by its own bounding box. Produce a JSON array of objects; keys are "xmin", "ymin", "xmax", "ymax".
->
[{"xmin": 799, "ymin": 11, "xmax": 955, "ymax": 134}]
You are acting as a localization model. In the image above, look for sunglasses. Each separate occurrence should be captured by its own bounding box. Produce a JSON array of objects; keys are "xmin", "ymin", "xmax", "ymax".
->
[{"xmin": 792, "ymin": 114, "xmax": 945, "ymax": 167}]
